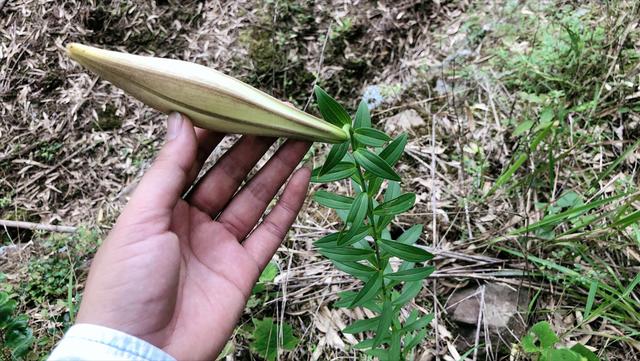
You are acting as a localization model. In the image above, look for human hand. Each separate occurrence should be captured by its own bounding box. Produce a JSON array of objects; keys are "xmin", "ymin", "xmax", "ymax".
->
[{"xmin": 76, "ymin": 112, "xmax": 311, "ymax": 360}]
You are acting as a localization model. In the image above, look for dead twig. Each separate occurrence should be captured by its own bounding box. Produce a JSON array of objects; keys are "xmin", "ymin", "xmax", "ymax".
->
[
  {"xmin": 0, "ymin": 219, "xmax": 77, "ymax": 233},
  {"xmin": 303, "ymin": 23, "xmax": 332, "ymax": 112}
]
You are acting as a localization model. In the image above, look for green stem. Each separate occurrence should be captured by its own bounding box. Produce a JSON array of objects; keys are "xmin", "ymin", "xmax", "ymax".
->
[
  {"xmin": 352, "ymin": 144, "xmax": 403, "ymax": 357},
  {"xmin": 350, "ymin": 134, "xmax": 390, "ymax": 300}
]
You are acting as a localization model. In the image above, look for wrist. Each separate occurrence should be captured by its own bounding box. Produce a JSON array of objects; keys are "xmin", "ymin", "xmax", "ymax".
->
[{"xmin": 49, "ymin": 323, "xmax": 175, "ymax": 361}]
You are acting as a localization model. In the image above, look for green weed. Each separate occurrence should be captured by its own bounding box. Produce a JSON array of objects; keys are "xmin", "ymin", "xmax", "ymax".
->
[
  {"xmin": 0, "ymin": 275, "xmax": 34, "ymax": 361},
  {"xmin": 519, "ymin": 321, "xmax": 599, "ymax": 361},
  {"xmin": 248, "ymin": 317, "xmax": 299, "ymax": 361}
]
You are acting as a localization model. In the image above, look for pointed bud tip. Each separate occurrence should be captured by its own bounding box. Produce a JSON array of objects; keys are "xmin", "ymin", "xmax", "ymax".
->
[{"xmin": 66, "ymin": 43, "xmax": 86, "ymax": 62}]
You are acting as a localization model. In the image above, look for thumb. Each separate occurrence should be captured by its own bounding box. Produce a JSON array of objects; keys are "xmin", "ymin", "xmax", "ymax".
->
[{"xmin": 128, "ymin": 112, "xmax": 198, "ymax": 211}]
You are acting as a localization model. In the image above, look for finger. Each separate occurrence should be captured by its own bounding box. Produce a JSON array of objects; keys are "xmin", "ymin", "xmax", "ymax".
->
[
  {"xmin": 244, "ymin": 167, "xmax": 310, "ymax": 269},
  {"xmin": 127, "ymin": 112, "xmax": 197, "ymax": 211},
  {"xmin": 218, "ymin": 140, "xmax": 311, "ymax": 240},
  {"xmin": 185, "ymin": 128, "xmax": 225, "ymax": 185},
  {"xmin": 187, "ymin": 136, "xmax": 276, "ymax": 215}
]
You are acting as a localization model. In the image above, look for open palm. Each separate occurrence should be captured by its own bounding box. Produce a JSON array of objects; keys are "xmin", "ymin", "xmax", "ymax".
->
[{"xmin": 76, "ymin": 113, "xmax": 311, "ymax": 360}]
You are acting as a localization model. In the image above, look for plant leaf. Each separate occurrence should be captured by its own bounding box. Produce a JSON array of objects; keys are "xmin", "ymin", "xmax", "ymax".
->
[
  {"xmin": 311, "ymin": 162, "xmax": 356, "ymax": 183},
  {"xmin": 258, "ymin": 261, "xmax": 279, "ymax": 283},
  {"xmin": 350, "ymin": 272, "xmax": 382, "ymax": 308},
  {"xmin": 385, "ymin": 266, "xmax": 435, "ymax": 281},
  {"xmin": 584, "ymin": 280, "xmax": 598, "ymax": 319},
  {"xmin": 317, "ymin": 247, "xmax": 374, "ymax": 262},
  {"xmin": 513, "ymin": 120, "xmax": 534, "ymax": 137},
  {"xmin": 313, "ymin": 232, "xmax": 339, "ymax": 248},
  {"xmin": 379, "ymin": 133, "xmax": 407, "ymax": 166},
  {"xmin": 521, "ymin": 334, "xmax": 539, "ymax": 353},
  {"xmin": 320, "ymin": 141, "xmax": 349, "ymax": 175},
  {"xmin": 547, "ymin": 349, "xmax": 581, "ymax": 361},
  {"xmin": 314, "ymin": 85, "xmax": 351, "ymax": 127},
  {"xmin": 354, "ymin": 338, "xmax": 375, "ymax": 350},
  {"xmin": 404, "ymin": 327, "xmax": 428, "ymax": 352},
  {"xmin": 354, "ymin": 128, "xmax": 391, "ymax": 147},
  {"xmin": 529, "ymin": 321, "xmax": 559, "ymax": 348},
  {"xmin": 570, "ymin": 344, "xmax": 599, "ymax": 361},
  {"xmin": 380, "ymin": 239, "xmax": 433, "ymax": 262},
  {"xmin": 347, "ymin": 192, "xmax": 369, "ymax": 226},
  {"xmin": 334, "ymin": 261, "xmax": 377, "ymax": 279},
  {"xmin": 373, "ymin": 300, "xmax": 394, "ymax": 347},
  {"xmin": 384, "ymin": 181, "xmax": 401, "ymax": 201},
  {"xmin": 389, "ymin": 330, "xmax": 401, "ymax": 360},
  {"xmin": 343, "ymin": 316, "xmax": 380, "ymax": 334},
  {"xmin": 374, "ymin": 193, "xmax": 416, "ymax": 216},
  {"xmin": 313, "ymin": 190, "xmax": 354, "ymax": 210},
  {"xmin": 354, "ymin": 149, "xmax": 401, "ymax": 181},
  {"xmin": 249, "ymin": 318, "xmax": 298, "ymax": 361},
  {"xmin": 402, "ymin": 314, "xmax": 434, "ymax": 334},
  {"xmin": 397, "ymin": 224, "xmax": 423, "ymax": 245},
  {"xmin": 368, "ymin": 177, "xmax": 384, "ymax": 196},
  {"xmin": 354, "ymin": 99, "xmax": 371, "ymax": 128},
  {"xmin": 393, "ymin": 280, "xmax": 423, "ymax": 306},
  {"xmin": 337, "ymin": 225, "xmax": 370, "ymax": 246}
]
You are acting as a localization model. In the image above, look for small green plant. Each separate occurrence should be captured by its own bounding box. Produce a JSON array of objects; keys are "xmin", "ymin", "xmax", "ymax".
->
[
  {"xmin": 36, "ymin": 142, "xmax": 63, "ymax": 163},
  {"xmin": 0, "ymin": 195, "xmax": 11, "ymax": 209},
  {"xmin": 520, "ymin": 321, "xmax": 599, "ymax": 361},
  {"xmin": 0, "ymin": 275, "xmax": 34, "ymax": 360},
  {"xmin": 248, "ymin": 317, "xmax": 299, "ymax": 361},
  {"xmin": 242, "ymin": 262, "xmax": 299, "ymax": 360},
  {"xmin": 311, "ymin": 86, "xmax": 434, "ymax": 360},
  {"xmin": 246, "ymin": 261, "xmax": 279, "ymax": 311}
]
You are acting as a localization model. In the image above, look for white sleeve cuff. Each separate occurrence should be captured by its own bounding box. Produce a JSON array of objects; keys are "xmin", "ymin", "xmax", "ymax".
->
[{"xmin": 48, "ymin": 323, "xmax": 176, "ymax": 361}]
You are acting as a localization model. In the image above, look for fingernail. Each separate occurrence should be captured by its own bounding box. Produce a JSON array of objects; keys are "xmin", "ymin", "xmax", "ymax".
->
[{"xmin": 167, "ymin": 112, "xmax": 182, "ymax": 140}]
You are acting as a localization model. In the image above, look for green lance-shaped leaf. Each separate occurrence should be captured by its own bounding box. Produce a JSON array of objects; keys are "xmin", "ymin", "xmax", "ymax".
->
[
  {"xmin": 333, "ymin": 261, "xmax": 377, "ymax": 279},
  {"xmin": 384, "ymin": 181, "xmax": 401, "ymax": 201},
  {"xmin": 380, "ymin": 239, "xmax": 433, "ymax": 262},
  {"xmin": 313, "ymin": 232, "xmax": 339, "ymax": 248},
  {"xmin": 354, "ymin": 149, "xmax": 401, "ymax": 181},
  {"xmin": 354, "ymin": 99, "xmax": 371, "ymax": 128},
  {"xmin": 354, "ymin": 338, "xmax": 376, "ymax": 350},
  {"xmin": 372, "ymin": 300, "xmax": 394, "ymax": 347},
  {"xmin": 66, "ymin": 44, "xmax": 348, "ymax": 143},
  {"xmin": 364, "ymin": 348, "xmax": 390, "ymax": 360},
  {"xmin": 342, "ymin": 316, "xmax": 380, "ymax": 334},
  {"xmin": 320, "ymin": 141, "xmax": 350, "ymax": 175},
  {"xmin": 350, "ymin": 272, "xmax": 382, "ymax": 307},
  {"xmin": 313, "ymin": 190, "xmax": 354, "ymax": 210},
  {"xmin": 337, "ymin": 225, "xmax": 370, "ymax": 246},
  {"xmin": 392, "ymin": 276, "xmax": 424, "ymax": 309},
  {"xmin": 404, "ymin": 327, "xmax": 428, "ymax": 352},
  {"xmin": 366, "ymin": 177, "xmax": 383, "ymax": 197},
  {"xmin": 318, "ymin": 247, "xmax": 374, "ymax": 262},
  {"xmin": 402, "ymin": 314, "xmax": 434, "ymax": 334},
  {"xmin": 397, "ymin": 224, "xmax": 423, "ymax": 245},
  {"xmin": 311, "ymin": 162, "xmax": 356, "ymax": 183},
  {"xmin": 389, "ymin": 330, "xmax": 401, "ymax": 360},
  {"xmin": 354, "ymin": 128, "xmax": 391, "ymax": 147},
  {"xmin": 379, "ymin": 133, "xmax": 408, "ymax": 166},
  {"xmin": 374, "ymin": 193, "xmax": 416, "ymax": 216},
  {"xmin": 314, "ymin": 85, "xmax": 352, "ymax": 127},
  {"xmin": 375, "ymin": 181, "xmax": 400, "ymax": 227},
  {"xmin": 347, "ymin": 192, "xmax": 369, "ymax": 226},
  {"xmin": 385, "ymin": 266, "xmax": 435, "ymax": 282}
]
